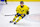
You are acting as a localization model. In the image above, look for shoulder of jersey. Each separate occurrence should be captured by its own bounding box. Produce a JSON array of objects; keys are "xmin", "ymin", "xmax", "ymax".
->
[{"xmin": 17, "ymin": 5, "xmax": 20, "ymax": 7}]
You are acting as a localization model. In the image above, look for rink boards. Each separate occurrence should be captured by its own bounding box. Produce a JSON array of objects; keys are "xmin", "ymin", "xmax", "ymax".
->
[
  {"xmin": 0, "ymin": 0, "xmax": 40, "ymax": 2},
  {"xmin": 7, "ymin": 0, "xmax": 40, "ymax": 2}
]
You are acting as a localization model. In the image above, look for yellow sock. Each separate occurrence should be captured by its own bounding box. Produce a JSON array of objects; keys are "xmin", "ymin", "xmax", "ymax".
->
[
  {"xmin": 12, "ymin": 16, "xmax": 18, "ymax": 22},
  {"xmin": 16, "ymin": 16, "xmax": 22, "ymax": 22}
]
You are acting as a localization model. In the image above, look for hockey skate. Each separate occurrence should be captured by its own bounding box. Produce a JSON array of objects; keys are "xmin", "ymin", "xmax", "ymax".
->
[
  {"xmin": 10, "ymin": 21, "xmax": 13, "ymax": 23},
  {"xmin": 14, "ymin": 22, "xmax": 17, "ymax": 24}
]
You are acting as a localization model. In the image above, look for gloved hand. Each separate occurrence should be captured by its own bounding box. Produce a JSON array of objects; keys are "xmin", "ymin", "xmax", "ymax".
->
[{"xmin": 27, "ymin": 11, "xmax": 29, "ymax": 15}]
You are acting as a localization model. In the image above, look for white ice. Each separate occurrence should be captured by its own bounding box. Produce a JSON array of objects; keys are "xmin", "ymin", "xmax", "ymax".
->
[{"xmin": 0, "ymin": 2, "xmax": 40, "ymax": 27}]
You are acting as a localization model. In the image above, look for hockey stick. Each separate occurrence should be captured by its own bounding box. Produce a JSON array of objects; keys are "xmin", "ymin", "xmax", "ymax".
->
[{"xmin": 4, "ymin": 14, "xmax": 15, "ymax": 16}]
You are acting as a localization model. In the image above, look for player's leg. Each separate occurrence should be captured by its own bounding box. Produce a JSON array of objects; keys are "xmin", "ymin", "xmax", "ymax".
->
[
  {"xmin": 10, "ymin": 14, "xmax": 19, "ymax": 23},
  {"xmin": 12, "ymin": 14, "xmax": 18, "ymax": 22},
  {"xmin": 14, "ymin": 16, "xmax": 22, "ymax": 24},
  {"xmin": 5, "ymin": 0, "xmax": 7, "ymax": 4},
  {"xmin": 14, "ymin": 14, "xmax": 26, "ymax": 24}
]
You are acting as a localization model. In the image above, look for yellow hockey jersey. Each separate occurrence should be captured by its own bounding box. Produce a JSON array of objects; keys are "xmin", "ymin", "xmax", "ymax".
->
[{"xmin": 16, "ymin": 5, "xmax": 29, "ymax": 15}]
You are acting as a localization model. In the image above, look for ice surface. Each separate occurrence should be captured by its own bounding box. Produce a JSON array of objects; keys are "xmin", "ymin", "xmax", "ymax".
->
[{"xmin": 0, "ymin": 2, "xmax": 40, "ymax": 27}]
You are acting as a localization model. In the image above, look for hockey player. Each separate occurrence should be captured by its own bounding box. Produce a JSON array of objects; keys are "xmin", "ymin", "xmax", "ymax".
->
[
  {"xmin": 10, "ymin": 1, "xmax": 29, "ymax": 24},
  {"xmin": 1, "ymin": 0, "xmax": 7, "ymax": 4}
]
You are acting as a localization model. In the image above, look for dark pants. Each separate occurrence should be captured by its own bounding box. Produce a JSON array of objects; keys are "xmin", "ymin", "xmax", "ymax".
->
[
  {"xmin": 15, "ymin": 13, "xmax": 26, "ymax": 19},
  {"xmin": 5, "ymin": 0, "xmax": 7, "ymax": 4}
]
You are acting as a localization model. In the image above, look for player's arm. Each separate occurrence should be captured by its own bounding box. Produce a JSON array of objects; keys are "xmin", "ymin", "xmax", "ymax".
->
[{"xmin": 16, "ymin": 6, "xmax": 19, "ymax": 14}]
